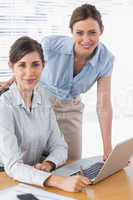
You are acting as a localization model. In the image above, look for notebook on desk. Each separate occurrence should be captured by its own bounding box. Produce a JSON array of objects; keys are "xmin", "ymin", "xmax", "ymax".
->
[
  {"xmin": 0, "ymin": 184, "xmax": 76, "ymax": 200},
  {"xmin": 53, "ymin": 137, "xmax": 133, "ymax": 184}
]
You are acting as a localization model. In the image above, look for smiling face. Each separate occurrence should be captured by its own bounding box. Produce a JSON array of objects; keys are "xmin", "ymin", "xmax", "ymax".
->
[
  {"xmin": 10, "ymin": 51, "xmax": 44, "ymax": 93},
  {"xmin": 72, "ymin": 17, "xmax": 103, "ymax": 58}
]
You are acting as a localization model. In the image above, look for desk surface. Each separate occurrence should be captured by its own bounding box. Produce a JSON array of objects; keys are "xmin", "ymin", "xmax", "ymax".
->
[{"xmin": 0, "ymin": 166, "xmax": 133, "ymax": 200}]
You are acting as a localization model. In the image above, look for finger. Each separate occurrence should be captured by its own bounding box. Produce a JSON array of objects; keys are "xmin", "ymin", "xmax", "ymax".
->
[
  {"xmin": 34, "ymin": 163, "xmax": 42, "ymax": 169},
  {"xmin": 78, "ymin": 175, "xmax": 91, "ymax": 184},
  {"xmin": 40, "ymin": 164, "xmax": 51, "ymax": 172},
  {"xmin": 74, "ymin": 185, "xmax": 84, "ymax": 192},
  {"xmin": 40, "ymin": 165, "xmax": 49, "ymax": 171},
  {"xmin": 77, "ymin": 182, "xmax": 87, "ymax": 189},
  {"xmin": 72, "ymin": 179, "xmax": 89, "ymax": 192},
  {"xmin": 1, "ymin": 84, "xmax": 9, "ymax": 90},
  {"xmin": 82, "ymin": 177, "xmax": 91, "ymax": 184},
  {"xmin": 78, "ymin": 179, "xmax": 90, "ymax": 188},
  {"xmin": 35, "ymin": 163, "xmax": 50, "ymax": 171},
  {"xmin": 103, "ymin": 155, "xmax": 107, "ymax": 161}
]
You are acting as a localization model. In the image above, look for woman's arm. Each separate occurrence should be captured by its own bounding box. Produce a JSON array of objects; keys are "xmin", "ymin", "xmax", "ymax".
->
[
  {"xmin": 45, "ymin": 175, "xmax": 90, "ymax": 192},
  {"xmin": 97, "ymin": 76, "xmax": 112, "ymax": 160},
  {"xmin": 35, "ymin": 106, "xmax": 68, "ymax": 171}
]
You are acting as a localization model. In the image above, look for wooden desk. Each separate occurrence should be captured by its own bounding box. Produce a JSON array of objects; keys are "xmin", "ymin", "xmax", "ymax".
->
[{"xmin": 1, "ymin": 166, "xmax": 133, "ymax": 200}]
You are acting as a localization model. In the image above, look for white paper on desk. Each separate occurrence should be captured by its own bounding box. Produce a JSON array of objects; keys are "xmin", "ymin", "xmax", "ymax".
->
[{"xmin": 0, "ymin": 183, "xmax": 76, "ymax": 200}]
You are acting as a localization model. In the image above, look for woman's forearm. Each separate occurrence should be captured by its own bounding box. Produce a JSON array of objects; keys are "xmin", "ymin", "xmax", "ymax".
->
[
  {"xmin": 97, "ymin": 103, "xmax": 113, "ymax": 158},
  {"xmin": 44, "ymin": 174, "xmax": 90, "ymax": 192}
]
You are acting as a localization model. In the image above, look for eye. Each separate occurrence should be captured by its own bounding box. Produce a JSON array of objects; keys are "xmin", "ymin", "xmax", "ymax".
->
[
  {"xmin": 76, "ymin": 31, "xmax": 84, "ymax": 36},
  {"xmin": 88, "ymin": 31, "xmax": 97, "ymax": 36},
  {"xmin": 18, "ymin": 63, "xmax": 26, "ymax": 68},
  {"xmin": 32, "ymin": 62, "xmax": 41, "ymax": 68}
]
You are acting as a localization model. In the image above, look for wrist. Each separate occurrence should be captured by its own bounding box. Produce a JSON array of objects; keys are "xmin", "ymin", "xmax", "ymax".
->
[{"xmin": 44, "ymin": 175, "xmax": 63, "ymax": 188}]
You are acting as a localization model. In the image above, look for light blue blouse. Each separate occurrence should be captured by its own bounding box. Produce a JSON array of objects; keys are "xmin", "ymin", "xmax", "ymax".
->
[
  {"xmin": 41, "ymin": 35, "xmax": 114, "ymax": 100},
  {"xmin": 0, "ymin": 83, "xmax": 68, "ymax": 186}
]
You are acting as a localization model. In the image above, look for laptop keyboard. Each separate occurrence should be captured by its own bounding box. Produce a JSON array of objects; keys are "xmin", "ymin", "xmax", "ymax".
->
[{"xmin": 82, "ymin": 162, "xmax": 104, "ymax": 180}]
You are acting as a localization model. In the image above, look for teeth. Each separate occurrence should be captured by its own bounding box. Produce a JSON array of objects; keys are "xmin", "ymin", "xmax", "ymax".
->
[
  {"xmin": 83, "ymin": 45, "xmax": 91, "ymax": 48},
  {"xmin": 82, "ymin": 44, "xmax": 91, "ymax": 48}
]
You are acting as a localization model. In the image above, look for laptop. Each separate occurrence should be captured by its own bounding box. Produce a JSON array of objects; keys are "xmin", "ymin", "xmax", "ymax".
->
[{"xmin": 52, "ymin": 137, "xmax": 133, "ymax": 184}]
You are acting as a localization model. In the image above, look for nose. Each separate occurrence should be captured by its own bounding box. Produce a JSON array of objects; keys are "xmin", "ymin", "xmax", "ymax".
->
[
  {"xmin": 25, "ymin": 66, "xmax": 34, "ymax": 76},
  {"xmin": 82, "ymin": 33, "xmax": 91, "ymax": 43}
]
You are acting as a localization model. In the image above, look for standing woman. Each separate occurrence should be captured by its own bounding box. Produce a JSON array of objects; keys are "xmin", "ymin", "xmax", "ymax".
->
[{"xmin": 40, "ymin": 4, "xmax": 114, "ymax": 160}]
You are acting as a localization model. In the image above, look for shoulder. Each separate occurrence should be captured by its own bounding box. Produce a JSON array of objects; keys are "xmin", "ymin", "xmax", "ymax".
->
[
  {"xmin": 0, "ymin": 90, "xmax": 14, "ymax": 119},
  {"xmin": 99, "ymin": 43, "xmax": 114, "ymax": 62},
  {"xmin": 96, "ymin": 43, "xmax": 115, "ymax": 78},
  {"xmin": 41, "ymin": 35, "xmax": 74, "ymax": 54}
]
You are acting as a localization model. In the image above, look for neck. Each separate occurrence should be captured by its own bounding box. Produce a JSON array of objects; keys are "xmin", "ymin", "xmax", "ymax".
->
[
  {"xmin": 17, "ymin": 86, "xmax": 33, "ymax": 110},
  {"xmin": 20, "ymin": 90, "xmax": 33, "ymax": 109},
  {"xmin": 74, "ymin": 50, "xmax": 89, "ymax": 61}
]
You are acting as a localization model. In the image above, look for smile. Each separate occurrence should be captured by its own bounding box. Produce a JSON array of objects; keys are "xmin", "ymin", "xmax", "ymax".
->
[
  {"xmin": 23, "ymin": 79, "xmax": 36, "ymax": 84},
  {"xmin": 81, "ymin": 43, "xmax": 92, "ymax": 49}
]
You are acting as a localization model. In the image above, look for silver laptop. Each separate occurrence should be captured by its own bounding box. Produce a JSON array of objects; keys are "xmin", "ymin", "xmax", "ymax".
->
[{"xmin": 52, "ymin": 137, "xmax": 133, "ymax": 184}]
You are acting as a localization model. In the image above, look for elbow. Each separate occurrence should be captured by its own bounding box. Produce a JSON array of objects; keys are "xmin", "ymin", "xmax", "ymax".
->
[
  {"xmin": 62, "ymin": 143, "xmax": 68, "ymax": 164},
  {"xmin": 62, "ymin": 145, "xmax": 68, "ymax": 163},
  {"xmin": 63, "ymin": 140, "xmax": 68, "ymax": 161},
  {"xmin": 4, "ymin": 162, "xmax": 16, "ymax": 179},
  {"xmin": 4, "ymin": 160, "xmax": 24, "ymax": 181}
]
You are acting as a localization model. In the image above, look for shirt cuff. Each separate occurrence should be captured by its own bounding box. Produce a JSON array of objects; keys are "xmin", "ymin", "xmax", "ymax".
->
[
  {"xmin": 31, "ymin": 167, "xmax": 52, "ymax": 187},
  {"xmin": 45, "ymin": 156, "xmax": 65, "ymax": 168}
]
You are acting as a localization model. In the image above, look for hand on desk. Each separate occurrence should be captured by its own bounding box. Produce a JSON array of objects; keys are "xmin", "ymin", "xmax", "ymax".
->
[
  {"xmin": 45, "ymin": 175, "xmax": 91, "ymax": 192},
  {"xmin": 34, "ymin": 161, "xmax": 56, "ymax": 172}
]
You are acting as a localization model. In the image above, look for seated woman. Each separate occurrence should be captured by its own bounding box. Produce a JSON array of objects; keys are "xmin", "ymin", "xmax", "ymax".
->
[{"xmin": 0, "ymin": 36, "xmax": 89, "ymax": 192}]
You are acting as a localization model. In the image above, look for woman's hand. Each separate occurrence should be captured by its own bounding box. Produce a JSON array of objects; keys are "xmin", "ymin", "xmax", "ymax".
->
[
  {"xmin": 0, "ymin": 81, "xmax": 9, "ymax": 91},
  {"xmin": 45, "ymin": 175, "xmax": 91, "ymax": 192},
  {"xmin": 0, "ymin": 77, "xmax": 14, "ymax": 92},
  {"xmin": 34, "ymin": 161, "xmax": 56, "ymax": 172}
]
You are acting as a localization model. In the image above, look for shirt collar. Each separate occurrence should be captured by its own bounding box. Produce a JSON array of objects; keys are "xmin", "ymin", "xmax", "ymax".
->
[
  {"xmin": 88, "ymin": 43, "xmax": 101, "ymax": 67},
  {"xmin": 10, "ymin": 82, "xmax": 42, "ymax": 111},
  {"xmin": 63, "ymin": 38, "xmax": 101, "ymax": 62}
]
